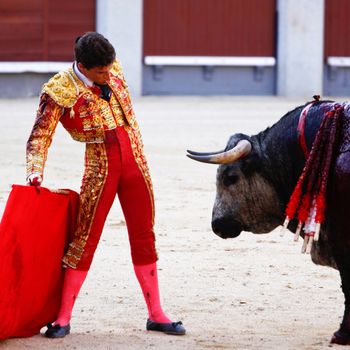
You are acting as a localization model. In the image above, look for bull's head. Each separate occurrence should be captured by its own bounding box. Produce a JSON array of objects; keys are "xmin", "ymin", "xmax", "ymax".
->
[{"xmin": 187, "ymin": 134, "xmax": 282, "ymax": 239}]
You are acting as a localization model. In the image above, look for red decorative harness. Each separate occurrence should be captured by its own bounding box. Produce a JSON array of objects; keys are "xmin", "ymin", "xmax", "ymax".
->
[
  {"xmin": 284, "ymin": 97, "xmax": 343, "ymax": 253},
  {"xmin": 297, "ymin": 102, "xmax": 314, "ymax": 158},
  {"xmin": 297, "ymin": 95, "xmax": 322, "ymax": 158}
]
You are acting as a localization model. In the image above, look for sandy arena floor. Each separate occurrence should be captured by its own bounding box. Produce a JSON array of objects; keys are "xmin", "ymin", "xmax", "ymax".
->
[{"xmin": 0, "ymin": 96, "xmax": 346, "ymax": 349}]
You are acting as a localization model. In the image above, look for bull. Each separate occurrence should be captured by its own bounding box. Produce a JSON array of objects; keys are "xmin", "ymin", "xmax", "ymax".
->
[{"xmin": 187, "ymin": 100, "xmax": 350, "ymax": 345}]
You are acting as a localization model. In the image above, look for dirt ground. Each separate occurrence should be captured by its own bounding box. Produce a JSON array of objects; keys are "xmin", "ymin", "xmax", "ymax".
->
[{"xmin": 0, "ymin": 96, "xmax": 346, "ymax": 349}]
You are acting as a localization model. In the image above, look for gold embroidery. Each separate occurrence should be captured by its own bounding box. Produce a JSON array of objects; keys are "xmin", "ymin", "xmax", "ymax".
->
[
  {"xmin": 41, "ymin": 62, "xmax": 137, "ymax": 144},
  {"xmin": 110, "ymin": 59, "xmax": 127, "ymax": 83},
  {"xmin": 99, "ymin": 93, "xmax": 127, "ymax": 129},
  {"xmin": 62, "ymin": 143, "xmax": 108, "ymax": 269},
  {"xmin": 42, "ymin": 71, "xmax": 79, "ymax": 108},
  {"xmin": 68, "ymin": 129, "xmax": 105, "ymax": 144},
  {"xmin": 26, "ymin": 94, "xmax": 63, "ymax": 177},
  {"xmin": 108, "ymin": 78, "xmax": 136, "ymax": 127}
]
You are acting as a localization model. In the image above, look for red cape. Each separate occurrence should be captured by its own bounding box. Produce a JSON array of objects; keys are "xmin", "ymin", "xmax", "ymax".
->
[{"xmin": 0, "ymin": 185, "xmax": 79, "ymax": 339}]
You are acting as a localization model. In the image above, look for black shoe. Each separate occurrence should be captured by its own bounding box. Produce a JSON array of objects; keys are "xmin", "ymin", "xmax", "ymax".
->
[
  {"xmin": 44, "ymin": 323, "xmax": 71, "ymax": 338},
  {"xmin": 146, "ymin": 319, "xmax": 186, "ymax": 335}
]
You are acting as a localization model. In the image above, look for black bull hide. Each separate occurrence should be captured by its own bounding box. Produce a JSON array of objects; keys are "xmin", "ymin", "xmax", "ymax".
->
[{"xmin": 188, "ymin": 100, "xmax": 350, "ymax": 345}]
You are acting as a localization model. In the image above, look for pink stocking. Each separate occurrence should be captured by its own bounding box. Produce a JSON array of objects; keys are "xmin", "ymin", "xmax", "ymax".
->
[
  {"xmin": 134, "ymin": 262, "xmax": 171, "ymax": 323},
  {"xmin": 54, "ymin": 267, "xmax": 88, "ymax": 326}
]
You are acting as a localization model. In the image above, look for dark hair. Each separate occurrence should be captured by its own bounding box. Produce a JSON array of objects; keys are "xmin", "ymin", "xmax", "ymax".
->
[{"xmin": 74, "ymin": 32, "xmax": 116, "ymax": 69}]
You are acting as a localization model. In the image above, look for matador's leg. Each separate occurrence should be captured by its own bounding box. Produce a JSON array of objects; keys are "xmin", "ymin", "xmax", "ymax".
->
[
  {"xmin": 116, "ymin": 127, "xmax": 185, "ymax": 335},
  {"xmin": 63, "ymin": 140, "xmax": 121, "ymax": 270},
  {"xmin": 48, "ymin": 137, "xmax": 122, "ymax": 335}
]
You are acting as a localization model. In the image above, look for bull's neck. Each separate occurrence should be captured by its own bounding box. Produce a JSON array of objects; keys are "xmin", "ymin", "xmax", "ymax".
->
[{"xmin": 253, "ymin": 105, "xmax": 308, "ymax": 209}]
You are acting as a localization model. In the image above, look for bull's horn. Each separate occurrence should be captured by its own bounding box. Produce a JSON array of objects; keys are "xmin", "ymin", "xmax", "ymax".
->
[
  {"xmin": 186, "ymin": 149, "xmax": 225, "ymax": 156},
  {"xmin": 186, "ymin": 139, "xmax": 252, "ymax": 164}
]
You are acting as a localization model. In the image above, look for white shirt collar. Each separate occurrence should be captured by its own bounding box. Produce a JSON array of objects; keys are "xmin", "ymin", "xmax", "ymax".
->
[{"xmin": 73, "ymin": 61, "xmax": 94, "ymax": 87}]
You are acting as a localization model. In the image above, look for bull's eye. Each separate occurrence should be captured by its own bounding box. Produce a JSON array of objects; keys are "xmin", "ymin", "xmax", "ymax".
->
[{"xmin": 223, "ymin": 174, "xmax": 239, "ymax": 187}]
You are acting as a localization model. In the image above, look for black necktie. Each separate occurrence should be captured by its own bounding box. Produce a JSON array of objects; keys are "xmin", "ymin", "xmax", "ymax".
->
[{"xmin": 95, "ymin": 83, "xmax": 112, "ymax": 102}]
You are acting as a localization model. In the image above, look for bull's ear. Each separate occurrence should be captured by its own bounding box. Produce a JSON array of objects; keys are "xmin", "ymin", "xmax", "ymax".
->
[{"xmin": 240, "ymin": 143, "xmax": 262, "ymax": 176}]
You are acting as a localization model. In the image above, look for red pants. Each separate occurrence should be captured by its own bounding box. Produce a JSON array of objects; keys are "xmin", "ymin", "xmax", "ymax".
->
[{"xmin": 63, "ymin": 126, "xmax": 158, "ymax": 270}]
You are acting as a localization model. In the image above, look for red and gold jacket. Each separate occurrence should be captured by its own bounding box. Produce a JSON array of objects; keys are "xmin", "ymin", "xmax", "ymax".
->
[{"xmin": 26, "ymin": 60, "xmax": 143, "ymax": 178}]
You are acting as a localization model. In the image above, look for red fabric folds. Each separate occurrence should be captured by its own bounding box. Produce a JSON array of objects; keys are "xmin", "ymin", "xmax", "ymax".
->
[{"xmin": 0, "ymin": 185, "xmax": 79, "ymax": 340}]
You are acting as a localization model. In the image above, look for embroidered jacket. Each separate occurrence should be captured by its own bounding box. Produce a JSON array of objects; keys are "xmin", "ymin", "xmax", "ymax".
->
[{"xmin": 26, "ymin": 60, "xmax": 142, "ymax": 178}]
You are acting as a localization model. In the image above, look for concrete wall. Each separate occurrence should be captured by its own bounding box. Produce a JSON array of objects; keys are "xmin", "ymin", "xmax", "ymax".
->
[
  {"xmin": 0, "ymin": 73, "xmax": 53, "ymax": 98},
  {"xmin": 96, "ymin": 0, "xmax": 143, "ymax": 97},
  {"xmin": 277, "ymin": 0, "xmax": 325, "ymax": 97},
  {"xmin": 143, "ymin": 66, "xmax": 276, "ymax": 95},
  {"xmin": 323, "ymin": 66, "xmax": 350, "ymax": 97}
]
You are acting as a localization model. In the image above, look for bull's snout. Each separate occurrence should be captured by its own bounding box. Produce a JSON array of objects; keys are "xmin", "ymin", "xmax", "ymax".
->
[{"xmin": 212, "ymin": 217, "xmax": 242, "ymax": 239}]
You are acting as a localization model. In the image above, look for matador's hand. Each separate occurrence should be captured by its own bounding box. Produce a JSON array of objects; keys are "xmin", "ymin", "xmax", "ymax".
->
[{"xmin": 26, "ymin": 173, "xmax": 43, "ymax": 186}]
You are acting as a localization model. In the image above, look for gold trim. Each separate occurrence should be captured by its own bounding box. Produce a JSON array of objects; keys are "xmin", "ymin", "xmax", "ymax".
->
[
  {"xmin": 26, "ymin": 94, "xmax": 63, "ymax": 177},
  {"xmin": 42, "ymin": 70, "xmax": 80, "ymax": 108},
  {"xmin": 62, "ymin": 143, "xmax": 108, "ymax": 268}
]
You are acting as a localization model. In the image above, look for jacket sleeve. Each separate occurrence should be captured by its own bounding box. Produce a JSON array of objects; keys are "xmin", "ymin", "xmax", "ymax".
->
[{"xmin": 26, "ymin": 93, "xmax": 63, "ymax": 179}]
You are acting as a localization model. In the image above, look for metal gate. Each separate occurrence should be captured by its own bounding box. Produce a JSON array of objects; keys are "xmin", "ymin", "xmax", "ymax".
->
[
  {"xmin": 143, "ymin": 0, "xmax": 276, "ymax": 95},
  {"xmin": 0, "ymin": 0, "xmax": 95, "ymax": 61},
  {"xmin": 324, "ymin": 0, "xmax": 350, "ymax": 96}
]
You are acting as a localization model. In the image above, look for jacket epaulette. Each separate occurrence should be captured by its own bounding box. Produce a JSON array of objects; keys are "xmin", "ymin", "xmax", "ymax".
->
[{"xmin": 42, "ymin": 69, "xmax": 80, "ymax": 108}]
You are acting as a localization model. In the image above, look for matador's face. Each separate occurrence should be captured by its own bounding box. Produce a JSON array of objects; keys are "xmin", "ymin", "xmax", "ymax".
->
[{"xmin": 78, "ymin": 62, "xmax": 113, "ymax": 85}]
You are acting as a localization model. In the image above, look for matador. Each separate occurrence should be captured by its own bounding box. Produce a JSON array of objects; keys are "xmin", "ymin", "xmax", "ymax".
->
[{"xmin": 26, "ymin": 32, "xmax": 185, "ymax": 338}]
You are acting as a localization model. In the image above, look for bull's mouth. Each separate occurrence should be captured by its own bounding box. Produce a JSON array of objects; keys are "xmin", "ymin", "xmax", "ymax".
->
[{"xmin": 211, "ymin": 217, "xmax": 243, "ymax": 239}]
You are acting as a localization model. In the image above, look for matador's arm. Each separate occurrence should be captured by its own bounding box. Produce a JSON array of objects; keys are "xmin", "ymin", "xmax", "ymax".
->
[{"xmin": 26, "ymin": 93, "xmax": 63, "ymax": 181}]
